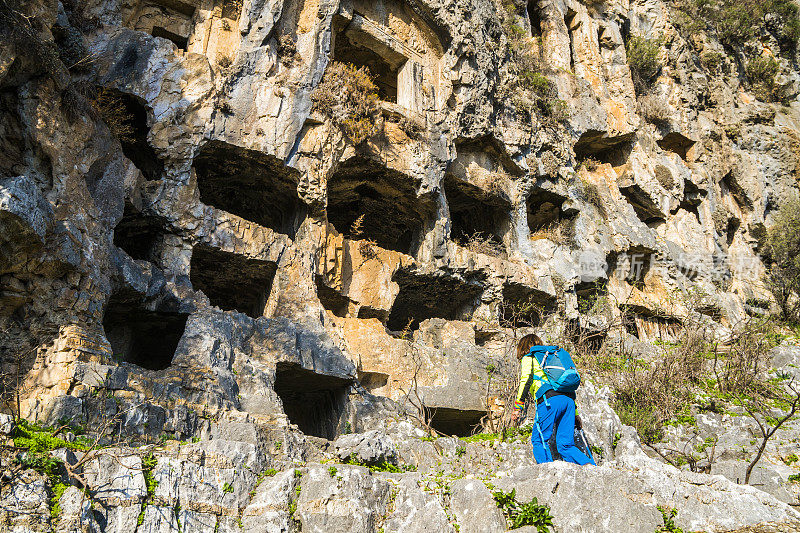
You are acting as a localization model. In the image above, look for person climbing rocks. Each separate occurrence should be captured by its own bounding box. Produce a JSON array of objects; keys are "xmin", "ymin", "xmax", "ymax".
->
[{"xmin": 510, "ymin": 333, "xmax": 595, "ymax": 466}]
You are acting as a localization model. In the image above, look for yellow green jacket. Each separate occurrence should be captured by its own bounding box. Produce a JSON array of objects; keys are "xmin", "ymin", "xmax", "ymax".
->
[{"xmin": 514, "ymin": 353, "xmax": 547, "ymax": 410}]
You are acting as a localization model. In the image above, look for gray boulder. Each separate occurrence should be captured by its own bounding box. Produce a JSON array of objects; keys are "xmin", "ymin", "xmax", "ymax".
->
[{"xmin": 335, "ymin": 430, "xmax": 398, "ymax": 466}]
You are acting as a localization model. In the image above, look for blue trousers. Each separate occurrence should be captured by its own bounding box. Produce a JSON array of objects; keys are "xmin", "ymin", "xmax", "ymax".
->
[{"xmin": 531, "ymin": 394, "xmax": 595, "ymax": 466}]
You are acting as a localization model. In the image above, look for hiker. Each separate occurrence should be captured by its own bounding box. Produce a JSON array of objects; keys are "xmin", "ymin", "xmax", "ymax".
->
[{"xmin": 510, "ymin": 334, "xmax": 595, "ymax": 466}]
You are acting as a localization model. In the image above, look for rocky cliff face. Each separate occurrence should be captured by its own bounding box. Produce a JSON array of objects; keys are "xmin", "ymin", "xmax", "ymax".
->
[{"xmin": 2, "ymin": 0, "xmax": 800, "ymax": 531}]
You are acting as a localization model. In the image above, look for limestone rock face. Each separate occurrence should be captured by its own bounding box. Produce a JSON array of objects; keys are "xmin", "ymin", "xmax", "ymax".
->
[{"xmin": 3, "ymin": 0, "xmax": 800, "ymax": 530}]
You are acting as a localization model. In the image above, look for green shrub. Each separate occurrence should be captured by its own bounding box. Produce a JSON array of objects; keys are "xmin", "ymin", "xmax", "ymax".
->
[
  {"xmin": 311, "ymin": 62, "xmax": 379, "ymax": 144},
  {"xmin": 672, "ymin": 0, "xmax": 800, "ymax": 51},
  {"xmin": 626, "ymin": 36, "xmax": 663, "ymax": 93},
  {"xmin": 764, "ymin": 198, "xmax": 800, "ymax": 322},
  {"xmin": 745, "ymin": 55, "xmax": 782, "ymax": 101}
]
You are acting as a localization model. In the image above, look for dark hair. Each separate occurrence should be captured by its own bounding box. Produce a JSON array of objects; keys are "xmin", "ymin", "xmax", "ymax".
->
[{"xmin": 516, "ymin": 333, "xmax": 543, "ymax": 360}]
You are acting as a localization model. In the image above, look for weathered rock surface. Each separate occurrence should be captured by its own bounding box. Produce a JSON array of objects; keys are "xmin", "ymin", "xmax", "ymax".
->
[{"xmin": 3, "ymin": 0, "xmax": 800, "ymax": 529}]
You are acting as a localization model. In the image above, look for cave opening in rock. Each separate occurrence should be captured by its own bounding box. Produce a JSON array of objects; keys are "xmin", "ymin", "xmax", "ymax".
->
[
  {"xmin": 103, "ymin": 294, "xmax": 189, "ymax": 370},
  {"xmin": 357, "ymin": 370, "xmax": 389, "ymax": 392},
  {"xmin": 190, "ymin": 244, "xmax": 277, "ymax": 319},
  {"xmin": 445, "ymin": 176, "xmax": 510, "ymax": 257},
  {"xmin": 386, "ymin": 269, "xmax": 484, "ymax": 332},
  {"xmin": 720, "ymin": 171, "xmax": 753, "ymax": 211},
  {"xmin": 610, "ymin": 249, "xmax": 654, "ymax": 290},
  {"xmin": 565, "ymin": 9, "xmax": 577, "ymax": 72},
  {"xmin": 566, "ymin": 319, "xmax": 606, "ymax": 354},
  {"xmin": 193, "ymin": 140, "xmax": 305, "ymax": 238},
  {"xmin": 500, "ymin": 282, "xmax": 556, "ymax": 328},
  {"xmin": 618, "ymin": 184, "xmax": 665, "ymax": 225},
  {"xmin": 327, "ymin": 157, "xmax": 433, "ymax": 255},
  {"xmin": 527, "ymin": 188, "xmax": 569, "ymax": 234},
  {"xmin": 98, "ymin": 88, "xmax": 164, "ymax": 181},
  {"xmin": 621, "ymin": 307, "xmax": 681, "ymax": 342},
  {"xmin": 677, "ymin": 179, "xmax": 705, "ymax": 223},
  {"xmin": 315, "ymin": 277, "xmax": 351, "ymax": 318},
  {"xmin": 425, "ymin": 407, "xmax": 486, "ymax": 437},
  {"xmin": 152, "ymin": 26, "xmax": 188, "ymax": 50},
  {"xmin": 528, "ymin": 0, "xmax": 542, "ymax": 38},
  {"xmin": 333, "ymin": 19, "xmax": 405, "ymax": 102},
  {"xmin": 725, "ymin": 217, "xmax": 740, "ymax": 247},
  {"xmin": 114, "ymin": 201, "xmax": 167, "ymax": 262},
  {"xmin": 273, "ymin": 362, "xmax": 351, "ymax": 440},
  {"xmin": 657, "ymin": 132, "xmax": 695, "ymax": 161},
  {"xmin": 574, "ymin": 131, "xmax": 634, "ymax": 167},
  {"xmin": 576, "ymin": 280, "xmax": 608, "ymax": 314}
]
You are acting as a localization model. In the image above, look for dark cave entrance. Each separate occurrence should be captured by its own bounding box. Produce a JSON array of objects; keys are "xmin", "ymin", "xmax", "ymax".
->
[
  {"xmin": 657, "ymin": 132, "xmax": 695, "ymax": 161},
  {"xmin": 333, "ymin": 18, "xmax": 405, "ymax": 102},
  {"xmin": 574, "ymin": 131, "xmax": 634, "ymax": 167},
  {"xmin": 102, "ymin": 295, "xmax": 188, "ymax": 370},
  {"xmin": 528, "ymin": 0, "xmax": 542, "ymax": 38},
  {"xmin": 445, "ymin": 176, "xmax": 510, "ymax": 257},
  {"xmin": 152, "ymin": 26, "xmax": 189, "ymax": 50},
  {"xmin": 193, "ymin": 140, "xmax": 305, "ymax": 238},
  {"xmin": 500, "ymin": 282, "xmax": 556, "ymax": 328},
  {"xmin": 96, "ymin": 88, "xmax": 164, "ymax": 181},
  {"xmin": 113, "ymin": 201, "xmax": 167, "ymax": 262},
  {"xmin": 386, "ymin": 269, "xmax": 484, "ymax": 332},
  {"xmin": 273, "ymin": 362, "xmax": 351, "ymax": 440},
  {"xmin": 327, "ymin": 157, "xmax": 433, "ymax": 256},
  {"xmin": 565, "ymin": 9, "xmax": 577, "ymax": 72},
  {"xmin": 425, "ymin": 407, "xmax": 486, "ymax": 437},
  {"xmin": 190, "ymin": 244, "xmax": 277, "ymax": 319},
  {"xmin": 527, "ymin": 188, "xmax": 570, "ymax": 234},
  {"xmin": 315, "ymin": 276, "xmax": 352, "ymax": 318}
]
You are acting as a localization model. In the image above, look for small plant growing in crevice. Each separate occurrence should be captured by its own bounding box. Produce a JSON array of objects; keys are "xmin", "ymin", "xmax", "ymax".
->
[
  {"xmin": 342, "ymin": 454, "xmax": 417, "ymax": 473},
  {"xmin": 656, "ymin": 506, "xmax": 684, "ymax": 533},
  {"xmin": 492, "ymin": 488, "xmax": 554, "ymax": 531},
  {"xmin": 625, "ymin": 35, "xmax": 663, "ymax": 94},
  {"xmin": 311, "ymin": 62, "xmax": 379, "ymax": 144},
  {"xmin": 746, "ymin": 55, "xmax": 782, "ymax": 102},
  {"xmin": 276, "ymin": 33, "xmax": 300, "ymax": 67},
  {"xmin": 91, "ymin": 87, "xmax": 136, "ymax": 144},
  {"xmin": 137, "ymin": 453, "xmax": 158, "ymax": 526},
  {"xmin": 222, "ymin": 482, "xmax": 233, "ymax": 493}
]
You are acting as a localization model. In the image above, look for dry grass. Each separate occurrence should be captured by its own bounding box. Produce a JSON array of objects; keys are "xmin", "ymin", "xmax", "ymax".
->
[
  {"xmin": 462, "ymin": 232, "xmax": 505, "ymax": 256},
  {"xmin": 91, "ymin": 87, "xmax": 135, "ymax": 143},
  {"xmin": 529, "ymin": 221, "xmax": 570, "ymax": 245},
  {"xmin": 579, "ymin": 177, "xmax": 606, "ymax": 218},
  {"xmin": 311, "ymin": 62, "xmax": 379, "ymax": 144},
  {"xmin": 638, "ymin": 94, "xmax": 671, "ymax": 124},
  {"xmin": 217, "ymin": 55, "xmax": 233, "ymax": 69},
  {"xmin": 277, "ymin": 34, "xmax": 300, "ymax": 67}
]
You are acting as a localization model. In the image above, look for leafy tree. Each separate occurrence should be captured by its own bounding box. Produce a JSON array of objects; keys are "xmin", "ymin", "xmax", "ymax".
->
[{"xmin": 765, "ymin": 198, "xmax": 800, "ymax": 322}]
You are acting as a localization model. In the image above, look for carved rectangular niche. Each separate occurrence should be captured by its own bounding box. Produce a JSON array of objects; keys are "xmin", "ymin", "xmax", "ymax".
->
[
  {"xmin": 122, "ymin": 0, "xmax": 198, "ymax": 50},
  {"xmin": 326, "ymin": 157, "xmax": 435, "ymax": 256},
  {"xmin": 332, "ymin": 1, "xmax": 444, "ymax": 113},
  {"xmin": 193, "ymin": 140, "xmax": 305, "ymax": 238},
  {"xmin": 103, "ymin": 294, "xmax": 189, "ymax": 370},
  {"xmin": 274, "ymin": 362, "xmax": 351, "ymax": 440},
  {"xmin": 190, "ymin": 244, "xmax": 277, "ymax": 319}
]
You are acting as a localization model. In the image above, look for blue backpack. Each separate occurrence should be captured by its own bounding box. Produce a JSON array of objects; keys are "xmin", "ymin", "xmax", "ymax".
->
[{"xmin": 528, "ymin": 345, "xmax": 581, "ymax": 394}]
